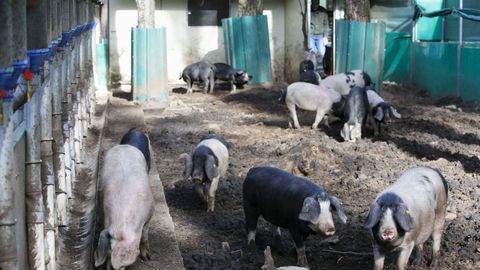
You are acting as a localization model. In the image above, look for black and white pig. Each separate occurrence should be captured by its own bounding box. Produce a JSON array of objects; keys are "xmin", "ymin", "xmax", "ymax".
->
[
  {"xmin": 340, "ymin": 86, "xmax": 372, "ymax": 142},
  {"xmin": 214, "ymin": 62, "xmax": 252, "ymax": 93},
  {"xmin": 285, "ymin": 82, "xmax": 341, "ymax": 129},
  {"xmin": 243, "ymin": 166, "xmax": 347, "ymax": 268},
  {"xmin": 95, "ymin": 130, "xmax": 153, "ymax": 269},
  {"xmin": 365, "ymin": 86, "xmax": 402, "ymax": 136},
  {"xmin": 320, "ymin": 69, "xmax": 372, "ymax": 96},
  {"xmin": 364, "ymin": 166, "xmax": 448, "ymax": 270},
  {"xmin": 181, "ymin": 134, "xmax": 229, "ymax": 212},
  {"xmin": 179, "ymin": 60, "xmax": 216, "ymax": 94}
]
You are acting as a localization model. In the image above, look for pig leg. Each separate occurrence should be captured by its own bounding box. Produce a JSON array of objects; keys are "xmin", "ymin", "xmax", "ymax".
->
[
  {"xmin": 139, "ymin": 221, "xmax": 151, "ymax": 260},
  {"xmin": 273, "ymin": 226, "xmax": 284, "ymax": 252},
  {"xmin": 369, "ymin": 113, "xmax": 379, "ymax": 136},
  {"xmin": 290, "ymin": 230, "xmax": 308, "ymax": 267},
  {"xmin": 185, "ymin": 76, "xmax": 193, "ymax": 94},
  {"xmin": 287, "ymin": 102, "xmax": 300, "ymax": 129},
  {"xmin": 430, "ymin": 212, "xmax": 446, "ymax": 268},
  {"xmin": 201, "ymin": 76, "xmax": 209, "ymax": 94},
  {"xmin": 312, "ymin": 107, "xmax": 327, "ymax": 129},
  {"xmin": 195, "ymin": 184, "xmax": 207, "ymax": 202},
  {"xmin": 396, "ymin": 242, "xmax": 415, "ymax": 270},
  {"xmin": 208, "ymin": 71, "xmax": 215, "ymax": 94},
  {"xmin": 373, "ymin": 246, "xmax": 386, "ymax": 270},
  {"xmin": 244, "ymin": 205, "xmax": 259, "ymax": 247},
  {"xmin": 229, "ymin": 80, "xmax": 237, "ymax": 93},
  {"xmin": 411, "ymin": 244, "xmax": 423, "ymax": 267},
  {"xmin": 206, "ymin": 176, "xmax": 220, "ymax": 212}
]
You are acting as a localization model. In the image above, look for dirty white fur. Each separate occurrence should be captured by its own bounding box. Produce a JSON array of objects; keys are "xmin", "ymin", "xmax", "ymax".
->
[
  {"xmin": 372, "ymin": 166, "xmax": 447, "ymax": 270},
  {"xmin": 197, "ymin": 138, "xmax": 229, "ymax": 212},
  {"xmin": 285, "ymin": 82, "xmax": 341, "ymax": 129},
  {"xmin": 321, "ymin": 69, "xmax": 367, "ymax": 96},
  {"xmin": 366, "ymin": 89, "xmax": 385, "ymax": 108},
  {"xmin": 98, "ymin": 145, "xmax": 154, "ymax": 269}
]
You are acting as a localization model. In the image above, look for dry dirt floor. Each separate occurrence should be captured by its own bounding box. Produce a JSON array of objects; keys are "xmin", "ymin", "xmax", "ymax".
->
[{"xmin": 143, "ymin": 83, "xmax": 480, "ymax": 270}]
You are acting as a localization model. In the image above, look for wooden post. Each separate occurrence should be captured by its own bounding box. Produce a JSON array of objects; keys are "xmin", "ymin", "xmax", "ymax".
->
[{"xmin": 0, "ymin": 1, "xmax": 13, "ymax": 67}]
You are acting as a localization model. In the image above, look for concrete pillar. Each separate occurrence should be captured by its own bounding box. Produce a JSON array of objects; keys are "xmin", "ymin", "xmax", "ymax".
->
[
  {"xmin": 27, "ymin": 0, "xmax": 49, "ymax": 49},
  {"xmin": 70, "ymin": 0, "xmax": 77, "ymax": 29},
  {"xmin": 61, "ymin": 0, "xmax": 71, "ymax": 32},
  {"xmin": 12, "ymin": 0, "xmax": 27, "ymax": 61},
  {"xmin": 0, "ymin": 1, "xmax": 13, "ymax": 67}
]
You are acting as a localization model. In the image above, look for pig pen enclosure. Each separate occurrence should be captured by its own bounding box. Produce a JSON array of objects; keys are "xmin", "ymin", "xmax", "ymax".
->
[{"xmin": 142, "ymin": 84, "xmax": 480, "ymax": 270}]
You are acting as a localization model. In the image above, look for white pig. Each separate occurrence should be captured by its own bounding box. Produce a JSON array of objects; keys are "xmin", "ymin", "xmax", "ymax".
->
[
  {"xmin": 365, "ymin": 166, "xmax": 448, "ymax": 270},
  {"xmin": 320, "ymin": 70, "xmax": 372, "ymax": 96},
  {"xmin": 285, "ymin": 82, "xmax": 341, "ymax": 129},
  {"xmin": 94, "ymin": 144, "xmax": 154, "ymax": 269}
]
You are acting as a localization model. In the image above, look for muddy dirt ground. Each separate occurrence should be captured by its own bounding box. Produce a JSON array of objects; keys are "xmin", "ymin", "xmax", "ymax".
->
[{"xmin": 143, "ymin": 83, "xmax": 480, "ymax": 270}]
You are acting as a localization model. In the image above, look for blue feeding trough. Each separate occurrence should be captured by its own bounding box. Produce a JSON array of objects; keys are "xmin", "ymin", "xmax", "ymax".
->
[
  {"xmin": 27, "ymin": 49, "xmax": 49, "ymax": 74},
  {"xmin": 47, "ymin": 39, "xmax": 60, "ymax": 60},
  {"xmin": 0, "ymin": 68, "xmax": 13, "ymax": 89},
  {"xmin": 12, "ymin": 58, "xmax": 30, "ymax": 82},
  {"xmin": 58, "ymin": 31, "xmax": 73, "ymax": 49}
]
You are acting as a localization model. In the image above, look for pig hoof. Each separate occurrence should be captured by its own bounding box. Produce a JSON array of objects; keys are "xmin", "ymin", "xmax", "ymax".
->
[
  {"xmin": 140, "ymin": 250, "xmax": 151, "ymax": 261},
  {"xmin": 297, "ymin": 257, "xmax": 309, "ymax": 268},
  {"xmin": 429, "ymin": 258, "xmax": 438, "ymax": 269}
]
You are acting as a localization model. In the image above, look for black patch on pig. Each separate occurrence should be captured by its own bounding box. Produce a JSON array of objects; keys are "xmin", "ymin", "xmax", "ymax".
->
[
  {"xmin": 120, "ymin": 130, "xmax": 151, "ymax": 171},
  {"xmin": 362, "ymin": 71, "xmax": 372, "ymax": 86},
  {"xmin": 345, "ymin": 71, "xmax": 355, "ymax": 76}
]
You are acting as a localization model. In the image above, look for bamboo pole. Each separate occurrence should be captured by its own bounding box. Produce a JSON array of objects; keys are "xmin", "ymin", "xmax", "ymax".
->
[
  {"xmin": 39, "ymin": 72, "xmax": 57, "ymax": 270},
  {"xmin": 25, "ymin": 81, "xmax": 46, "ymax": 270},
  {"xmin": 0, "ymin": 118, "xmax": 17, "ymax": 270}
]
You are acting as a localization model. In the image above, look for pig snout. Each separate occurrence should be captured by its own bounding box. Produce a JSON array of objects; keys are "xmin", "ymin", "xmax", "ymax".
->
[
  {"xmin": 380, "ymin": 227, "xmax": 396, "ymax": 241},
  {"xmin": 325, "ymin": 226, "xmax": 336, "ymax": 236}
]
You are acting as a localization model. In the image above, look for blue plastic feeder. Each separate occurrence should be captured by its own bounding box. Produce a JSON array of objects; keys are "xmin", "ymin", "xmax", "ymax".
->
[
  {"xmin": 58, "ymin": 31, "xmax": 73, "ymax": 49},
  {"xmin": 12, "ymin": 59, "xmax": 30, "ymax": 82},
  {"xmin": 47, "ymin": 40, "xmax": 60, "ymax": 60},
  {"xmin": 0, "ymin": 68, "xmax": 13, "ymax": 90},
  {"xmin": 27, "ymin": 49, "xmax": 49, "ymax": 74}
]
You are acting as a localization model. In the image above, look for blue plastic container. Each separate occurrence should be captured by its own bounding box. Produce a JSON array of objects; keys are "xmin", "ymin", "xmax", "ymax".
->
[
  {"xmin": 27, "ymin": 49, "xmax": 49, "ymax": 74},
  {"xmin": 12, "ymin": 58, "xmax": 30, "ymax": 82},
  {"xmin": 58, "ymin": 31, "xmax": 73, "ymax": 48},
  {"xmin": 47, "ymin": 40, "xmax": 60, "ymax": 60},
  {"xmin": 0, "ymin": 68, "xmax": 14, "ymax": 95}
]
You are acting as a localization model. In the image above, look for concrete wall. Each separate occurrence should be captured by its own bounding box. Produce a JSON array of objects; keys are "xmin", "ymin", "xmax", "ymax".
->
[{"xmin": 109, "ymin": 0, "xmax": 290, "ymax": 86}]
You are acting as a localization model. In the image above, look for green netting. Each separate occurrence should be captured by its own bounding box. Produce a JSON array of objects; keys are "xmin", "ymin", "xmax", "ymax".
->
[{"xmin": 411, "ymin": 42, "xmax": 458, "ymax": 97}]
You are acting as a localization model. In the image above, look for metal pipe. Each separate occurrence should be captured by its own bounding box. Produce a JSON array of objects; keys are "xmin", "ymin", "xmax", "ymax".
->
[
  {"xmin": 456, "ymin": 0, "xmax": 463, "ymax": 97},
  {"xmin": 25, "ymin": 80, "xmax": 47, "ymax": 270},
  {"xmin": 0, "ymin": 119, "xmax": 17, "ymax": 270}
]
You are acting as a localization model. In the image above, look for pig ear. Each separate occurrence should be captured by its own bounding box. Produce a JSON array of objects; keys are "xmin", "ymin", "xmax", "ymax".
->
[
  {"xmin": 236, "ymin": 70, "xmax": 244, "ymax": 76},
  {"xmin": 205, "ymin": 154, "xmax": 218, "ymax": 180},
  {"xmin": 298, "ymin": 197, "xmax": 320, "ymax": 223},
  {"xmin": 94, "ymin": 229, "xmax": 111, "ymax": 267},
  {"xmin": 180, "ymin": 153, "xmax": 193, "ymax": 180},
  {"xmin": 364, "ymin": 201, "xmax": 382, "ymax": 229},
  {"xmin": 374, "ymin": 107, "xmax": 384, "ymax": 122},
  {"xmin": 329, "ymin": 196, "xmax": 348, "ymax": 224},
  {"xmin": 389, "ymin": 106, "xmax": 402, "ymax": 119},
  {"xmin": 394, "ymin": 204, "xmax": 414, "ymax": 232}
]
